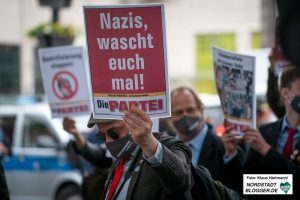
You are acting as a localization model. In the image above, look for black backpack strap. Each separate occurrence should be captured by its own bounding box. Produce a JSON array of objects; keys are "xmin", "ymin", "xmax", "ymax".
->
[
  {"xmin": 193, "ymin": 164, "xmax": 244, "ymax": 200},
  {"xmin": 191, "ymin": 165, "xmax": 221, "ymax": 200},
  {"xmin": 153, "ymin": 132, "xmax": 220, "ymax": 200}
]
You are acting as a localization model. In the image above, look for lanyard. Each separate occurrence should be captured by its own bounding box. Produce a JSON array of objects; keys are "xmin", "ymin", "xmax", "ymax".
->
[{"xmin": 111, "ymin": 147, "xmax": 141, "ymax": 200}]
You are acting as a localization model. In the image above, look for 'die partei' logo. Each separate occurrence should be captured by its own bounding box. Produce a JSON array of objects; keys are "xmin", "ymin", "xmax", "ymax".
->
[{"xmin": 280, "ymin": 182, "xmax": 291, "ymax": 194}]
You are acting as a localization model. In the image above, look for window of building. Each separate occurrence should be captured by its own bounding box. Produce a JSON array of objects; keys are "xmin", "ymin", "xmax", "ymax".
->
[
  {"xmin": 0, "ymin": 45, "xmax": 20, "ymax": 94},
  {"xmin": 251, "ymin": 32, "xmax": 262, "ymax": 49},
  {"xmin": 196, "ymin": 34, "xmax": 235, "ymax": 94}
]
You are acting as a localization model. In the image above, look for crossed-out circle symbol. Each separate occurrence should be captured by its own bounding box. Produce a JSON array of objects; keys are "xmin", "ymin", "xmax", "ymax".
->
[{"xmin": 52, "ymin": 70, "xmax": 78, "ymax": 100}]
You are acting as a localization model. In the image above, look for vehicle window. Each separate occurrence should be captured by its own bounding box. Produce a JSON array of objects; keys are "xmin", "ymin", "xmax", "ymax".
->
[
  {"xmin": 0, "ymin": 116, "xmax": 15, "ymax": 152},
  {"xmin": 22, "ymin": 116, "xmax": 58, "ymax": 148}
]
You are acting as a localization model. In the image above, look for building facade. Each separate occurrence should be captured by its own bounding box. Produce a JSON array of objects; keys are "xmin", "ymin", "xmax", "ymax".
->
[{"xmin": 0, "ymin": 0, "xmax": 270, "ymax": 103}]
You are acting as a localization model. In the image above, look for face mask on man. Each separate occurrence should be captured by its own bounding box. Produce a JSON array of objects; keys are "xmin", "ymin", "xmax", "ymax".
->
[
  {"xmin": 291, "ymin": 95, "xmax": 300, "ymax": 114},
  {"xmin": 106, "ymin": 133, "xmax": 137, "ymax": 159},
  {"xmin": 173, "ymin": 116, "xmax": 202, "ymax": 136}
]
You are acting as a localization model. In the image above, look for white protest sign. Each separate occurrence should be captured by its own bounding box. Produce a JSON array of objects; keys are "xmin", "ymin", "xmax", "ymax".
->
[
  {"xmin": 213, "ymin": 46, "xmax": 256, "ymax": 134},
  {"xmin": 38, "ymin": 46, "xmax": 91, "ymax": 118}
]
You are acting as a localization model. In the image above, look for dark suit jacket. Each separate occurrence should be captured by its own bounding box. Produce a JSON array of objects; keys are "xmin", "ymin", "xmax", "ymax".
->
[
  {"xmin": 72, "ymin": 141, "xmax": 113, "ymax": 168},
  {"xmin": 197, "ymin": 128, "xmax": 225, "ymax": 181},
  {"xmin": 223, "ymin": 119, "xmax": 300, "ymax": 200},
  {"xmin": 78, "ymin": 132, "xmax": 193, "ymax": 200},
  {"xmin": 266, "ymin": 68, "xmax": 285, "ymax": 118}
]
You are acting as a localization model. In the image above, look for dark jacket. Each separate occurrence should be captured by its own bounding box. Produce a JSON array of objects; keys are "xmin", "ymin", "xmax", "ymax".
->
[
  {"xmin": 197, "ymin": 128, "xmax": 225, "ymax": 181},
  {"xmin": 70, "ymin": 141, "xmax": 113, "ymax": 200},
  {"xmin": 78, "ymin": 132, "xmax": 193, "ymax": 200},
  {"xmin": 266, "ymin": 68, "xmax": 285, "ymax": 118},
  {"xmin": 223, "ymin": 119, "xmax": 300, "ymax": 200},
  {"xmin": 71, "ymin": 141, "xmax": 113, "ymax": 168},
  {"xmin": 0, "ymin": 163, "xmax": 9, "ymax": 200}
]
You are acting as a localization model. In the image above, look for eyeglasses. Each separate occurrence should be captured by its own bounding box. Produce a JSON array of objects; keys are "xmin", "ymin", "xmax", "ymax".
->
[
  {"xmin": 98, "ymin": 129, "xmax": 119, "ymax": 140},
  {"xmin": 172, "ymin": 107, "xmax": 198, "ymax": 118}
]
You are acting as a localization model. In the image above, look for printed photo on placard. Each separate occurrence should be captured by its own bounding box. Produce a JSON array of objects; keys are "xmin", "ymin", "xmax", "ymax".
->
[{"xmin": 213, "ymin": 46, "xmax": 256, "ymax": 135}]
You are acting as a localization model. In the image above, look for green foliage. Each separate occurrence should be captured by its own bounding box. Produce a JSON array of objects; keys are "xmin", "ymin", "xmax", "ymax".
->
[
  {"xmin": 195, "ymin": 33, "xmax": 236, "ymax": 94},
  {"xmin": 28, "ymin": 22, "xmax": 78, "ymax": 39},
  {"xmin": 251, "ymin": 32, "xmax": 261, "ymax": 49}
]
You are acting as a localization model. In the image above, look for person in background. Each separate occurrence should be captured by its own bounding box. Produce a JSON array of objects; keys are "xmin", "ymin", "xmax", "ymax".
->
[
  {"xmin": 64, "ymin": 106, "xmax": 193, "ymax": 200},
  {"xmin": 159, "ymin": 118, "xmax": 178, "ymax": 137},
  {"xmin": 65, "ymin": 119, "xmax": 113, "ymax": 169},
  {"xmin": 222, "ymin": 67, "xmax": 300, "ymax": 200},
  {"xmin": 168, "ymin": 86, "xmax": 225, "ymax": 181},
  {"xmin": 0, "ymin": 119, "xmax": 10, "ymax": 159},
  {"xmin": 266, "ymin": 47, "xmax": 285, "ymax": 118},
  {"xmin": 256, "ymin": 97, "xmax": 276, "ymax": 128},
  {"xmin": 0, "ymin": 163, "xmax": 9, "ymax": 200},
  {"xmin": 0, "ymin": 119, "xmax": 9, "ymax": 199},
  {"xmin": 64, "ymin": 119, "xmax": 113, "ymax": 200}
]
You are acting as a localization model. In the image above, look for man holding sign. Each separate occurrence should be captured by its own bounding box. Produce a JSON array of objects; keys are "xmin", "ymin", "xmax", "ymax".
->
[
  {"xmin": 63, "ymin": 106, "xmax": 193, "ymax": 200},
  {"xmin": 222, "ymin": 67, "xmax": 300, "ymax": 199},
  {"xmin": 65, "ymin": 4, "xmax": 192, "ymax": 200}
]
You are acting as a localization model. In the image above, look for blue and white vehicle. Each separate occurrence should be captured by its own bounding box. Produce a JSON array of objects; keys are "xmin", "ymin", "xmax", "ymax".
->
[{"xmin": 0, "ymin": 103, "xmax": 85, "ymax": 200}]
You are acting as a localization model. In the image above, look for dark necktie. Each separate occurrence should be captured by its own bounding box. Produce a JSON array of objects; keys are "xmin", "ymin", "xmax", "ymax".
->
[
  {"xmin": 106, "ymin": 156, "xmax": 129, "ymax": 200},
  {"xmin": 283, "ymin": 128, "xmax": 297, "ymax": 158}
]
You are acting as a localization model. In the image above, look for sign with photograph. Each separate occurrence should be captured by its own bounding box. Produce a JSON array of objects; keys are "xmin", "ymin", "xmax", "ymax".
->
[
  {"xmin": 83, "ymin": 4, "xmax": 170, "ymax": 119},
  {"xmin": 213, "ymin": 46, "xmax": 256, "ymax": 134}
]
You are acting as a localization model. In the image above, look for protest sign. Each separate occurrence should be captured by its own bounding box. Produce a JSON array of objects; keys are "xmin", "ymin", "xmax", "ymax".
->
[
  {"xmin": 38, "ymin": 46, "xmax": 91, "ymax": 118},
  {"xmin": 213, "ymin": 46, "xmax": 256, "ymax": 135},
  {"xmin": 83, "ymin": 4, "xmax": 170, "ymax": 119}
]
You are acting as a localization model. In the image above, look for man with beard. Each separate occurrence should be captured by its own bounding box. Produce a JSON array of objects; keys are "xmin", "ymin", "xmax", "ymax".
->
[
  {"xmin": 222, "ymin": 67, "xmax": 300, "ymax": 199},
  {"xmin": 168, "ymin": 86, "xmax": 225, "ymax": 180},
  {"xmin": 63, "ymin": 106, "xmax": 193, "ymax": 200}
]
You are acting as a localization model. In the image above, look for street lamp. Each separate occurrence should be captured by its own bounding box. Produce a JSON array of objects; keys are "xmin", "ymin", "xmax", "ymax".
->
[
  {"xmin": 34, "ymin": 0, "xmax": 74, "ymax": 95},
  {"xmin": 38, "ymin": 0, "xmax": 72, "ymax": 23}
]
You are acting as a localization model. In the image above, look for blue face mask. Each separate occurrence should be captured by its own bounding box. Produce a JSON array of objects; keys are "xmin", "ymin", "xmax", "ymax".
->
[
  {"xmin": 173, "ymin": 116, "xmax": 202, "ymax": 136},
  {"xmin": 291, "ymin": 95, "xmax": 300, "ymax": 114}
]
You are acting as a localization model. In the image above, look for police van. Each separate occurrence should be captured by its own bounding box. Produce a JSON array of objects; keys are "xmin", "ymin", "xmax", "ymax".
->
[{"xmin": 0, "ymin": 103, "xmax": 87, "ymax": 200}]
